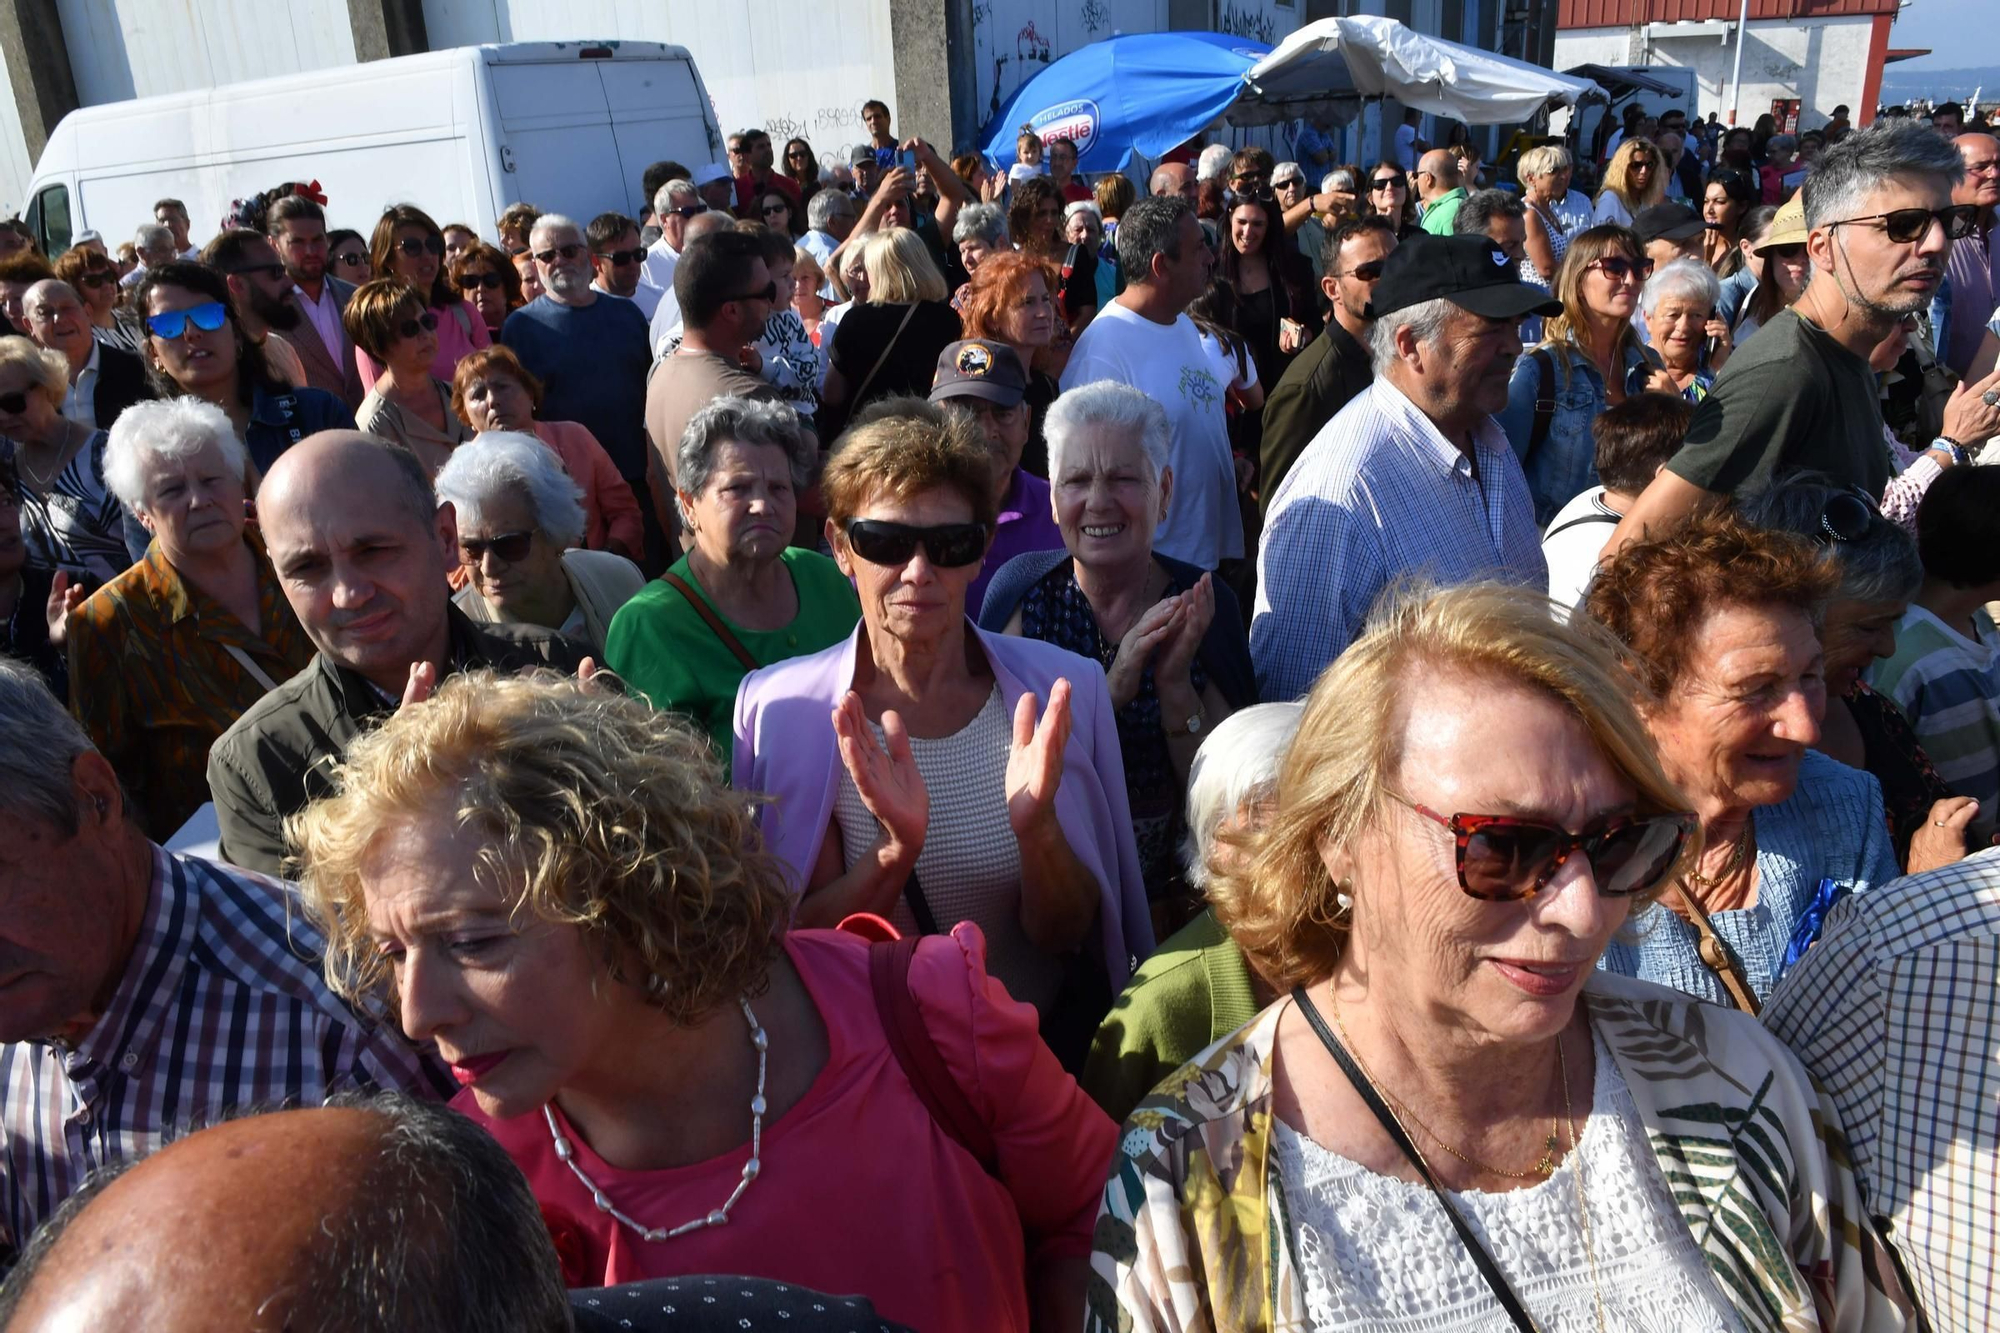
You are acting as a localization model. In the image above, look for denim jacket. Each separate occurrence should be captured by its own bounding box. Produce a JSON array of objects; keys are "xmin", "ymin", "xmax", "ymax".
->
[
  {"xmin": 244, "ymin": 383, "xmax": 358, "ymax": 474},
  {"xmin": 1498, "ymin": 341, "xmax": 1659, "ymax": 526}
]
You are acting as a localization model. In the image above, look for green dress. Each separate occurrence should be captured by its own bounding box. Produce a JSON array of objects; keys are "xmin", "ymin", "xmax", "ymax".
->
[{"xmin": 604, "ymin": 547, "xmax": 860, "ymax": 765}]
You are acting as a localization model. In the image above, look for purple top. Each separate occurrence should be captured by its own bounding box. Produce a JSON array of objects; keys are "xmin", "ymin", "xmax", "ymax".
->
[
  {"xmin": 967, "ymin": 469, "xmax": 1063, "ymax": 620},
  {"xmin": 731, "ymin": 620, "xmax": 1155, "ymax": 991}
]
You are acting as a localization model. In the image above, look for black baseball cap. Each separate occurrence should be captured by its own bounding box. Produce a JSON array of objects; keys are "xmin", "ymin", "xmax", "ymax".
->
[
  {"xmin": 1365, "ymin": 234, "xmax": 1562, "ymax": 322},
  {"xmin": 930, "ymin": 340, "xmax": 1027, "ymax": 407},
  {"xmin": 1633, "ymin": 202, "xmax": 1705, "ymax": 244}
]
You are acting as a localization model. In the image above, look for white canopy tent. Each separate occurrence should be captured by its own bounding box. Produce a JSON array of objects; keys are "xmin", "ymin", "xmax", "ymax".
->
[{"xmin": 1231, "ymin": 15, "xmax": 1604, "ymax": 127}]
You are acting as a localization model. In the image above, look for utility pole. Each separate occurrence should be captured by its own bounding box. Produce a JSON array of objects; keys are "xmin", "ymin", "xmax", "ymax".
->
[{"xmin": 1725, "ymin": 0, "xmax": 1751, "ymax": 125}]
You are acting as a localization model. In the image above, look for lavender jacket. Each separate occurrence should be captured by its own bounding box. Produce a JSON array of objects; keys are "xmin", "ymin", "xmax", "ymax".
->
[{"xmin": 732, "ymin": 620, "xmax": 1156, "ymax": 990}]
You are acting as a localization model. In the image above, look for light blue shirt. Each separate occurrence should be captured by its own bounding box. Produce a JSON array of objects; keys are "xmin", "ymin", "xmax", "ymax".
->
[
  {"xmin": 1496, "ymin": 341, "xmax": 1659, "ymax": 526},
  {"xmin": 1251, "ymin": 377, "xmax": 1548, "ymax": 701}
]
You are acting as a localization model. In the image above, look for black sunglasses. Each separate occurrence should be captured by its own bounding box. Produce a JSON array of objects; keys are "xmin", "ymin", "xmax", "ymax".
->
[
  {"xmin": 1590, "ymin": 256, "xmax": 1655, "ymax": 282},
  {"xmin": 333, "ymin": 252, "xmax": 369, "ymax": 268},
  {"xmin": 1818, "ymin": 489, "xmax": 1878, "ymax": 544},
  {"xmin": 728, "ymin": 280, "xmax": 779, "ymax": 304},
  {"xmin": 79, "ymin": 269, "xmax": 117, "ymax": 288},
  {"xmin": 1335, "ymin": 260, "xmax": 1385, "ymax": 282},
  {"xmin": 459, "ymin": 530, "xmax": 535, "ymax": 564},
  {"xmin": 596, "ymin": 247, "xmax": 646, "ymax": 266},
  {"xmin": 842, "ymin": 519, "xmax": 988, "ymax": 568},
  {"xmin": 534, "ymin": 242, "xmax": 586, "ymax": 264},
  {"xmin": 1370, "ymin": 177, "xmax": 1403, "ymax": 191},
  {"xmin": 761, "ymin": 204, "xmax": 791, "ymax": 217},
  {"xmin": 396, "ymin": 235, "xmax": 447, "ymax": 258},
  {"xmin": 1393, "ymin": 792, "xmax": 1695, "ymax": 901},
  {"xmin": 1828, "ymin": 203, "xmax": 1978, "ymax": 244},
  {"xmin": 667, "ymin": 204, "xmax": 707, "ymax": 219},
  {"xmin": 397, "ymin": 310, "xmax": 441, "ymax": 339},
  {"xmin": 457, "ymin": 271, "xmax": 505, "ymax": 290},
  {"xmin": 0, "ymin": 390, "xmax": 29, "ymax": 414}
]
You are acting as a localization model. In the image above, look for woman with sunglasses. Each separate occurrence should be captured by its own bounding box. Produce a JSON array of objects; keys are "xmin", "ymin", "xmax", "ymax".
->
[
  {"xmin": 1592, "ymin": 138, "xmax": 1666, "ymax": 229},
  {"xmin": 52, "ymin": 244, "xmax": 143, "ymax": 354},
  {"xmin": 136, "ymin": 261, "xmax": 355, "ymax": 475},
  {"xmin": 1586, "ymin": 510, "xmax": 1898, "ymax": 1009},
  {"xmin": 1516, "ymin": 145, "xmax": 1577, "ymax": 285},
  {"xmin": 1363, "ymin": 160, "xmax": 1419, "ymax": 238},
  {"xmin": 0, "ymin": 334, "xmax": 131, "ymax": 590},
  {"xmin": 1733, "ymin": 196, "xmax": 1811, "ymax": 344},
  {"xmin": 752, "ymin": 187, "xmax": 802, "ymax": 240},
  {"xmin": 433, "ymin": 432, "xmax": 643, "ymax": 655},
  {"xmin": 361, "ymin": 204, "xmax": 491, "ymax": 391},
  {"xmin": 450, "ymin": 240, "xmax": 523, "ymax": 338},
  {"xmin": 1499, "ymin": 226, "xmax": 1666, "ymax": 525},
  {"xmin": 780, "ymin": 137, "xmax": 822, "ymax": 208},
  {"xmin": 346, "ymin": 279, "xmax": 473, "ymax": 476},
  {"xmin": 326, "ymin": 228, "xmax": 370, "ymax": 281},
  {"xmin": 1092, "ymin": 577, "xmax": 1905, "ymax": 1333},
  {"xmin": 733, "ymin": 401, "xmax": 1153, "ymax": 1071}
]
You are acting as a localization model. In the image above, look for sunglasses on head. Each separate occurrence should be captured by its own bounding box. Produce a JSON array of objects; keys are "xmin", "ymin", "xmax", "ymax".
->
[
  {"xmin": 842, "ymin": 519, "xmax": 988, "ymax": 568},
  {"xmin": 459, "ymin": 530, "xmax": 535, "ymax": 564},
  {"xmin": 728, "ymin": 280, "xmax": 779, "ymax": 304},
  {"xmin": 457, "ymin": 271, "xmax": 505, "ymax": 290},
  {"xmin": 534, "ymin": 242, "xmax": 586, "ymax": 264},
  {"xmin": 1392, "ymin": 793, "xmax": 1696, "ymax": 901},
  {"xmin": 145, "ymin": 301, "xmax": 230, "ymax": 340},
  {"xmin": 0, "ymin": 390, "xmax": 29, "ymax": 414},
  {"xmin": 1829, "ymin": 203, "xmax": 1978, "ymax": 244},
  {"xmin": 1590, "ymin": 255, "xmax": 1655, "ymax": 282},
  {"xmin": 396, "ymin": 310, "xmax": 441, "ymax": 340},
  {"xmin": 596, "ymin": 247, "xmax": 646, "ymax": 266},
  {"xmin": 1818, "ymin": 488, "xmax": 1878, "ymax": 544},
  {"xmin": 396, "ymin": 235, "xmax": 447, "ymax": 258}
]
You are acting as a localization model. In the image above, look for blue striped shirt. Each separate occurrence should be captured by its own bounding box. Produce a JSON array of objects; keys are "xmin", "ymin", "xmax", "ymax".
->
[
  {"xmin": 0, "ymin": 845, "xmax": 448, "ymax": 1251},
  {"xmin": 1251, "ymin": 377, "xmax": 1547, "ymax": 701}
]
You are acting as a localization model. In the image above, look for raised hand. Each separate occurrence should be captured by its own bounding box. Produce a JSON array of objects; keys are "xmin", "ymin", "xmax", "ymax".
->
[
  {"xmin": 1006, "ymin": 679, "xmax": 1072, "ymax": 841},
  {"xmin": 1104, "ymin": 596, "xmax": 1184, "ymax": 711},
  {"xmin": 1154, "ymin": 574, "xmax": 1214, "ymax": 692},
  {"xmin": 1942, "ymin": 366, "xmax": 2000, "ymax": 449},
  {"xmin": 832, "ymin": 691, "xmax": 928, "ymax": 857},
  {"xmin": 44, "ymin": 571, "xmax": 85, "ymax": 648}
]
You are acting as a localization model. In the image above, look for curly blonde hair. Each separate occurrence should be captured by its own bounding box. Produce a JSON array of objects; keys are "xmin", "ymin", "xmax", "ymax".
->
[
  {"xmin": 1208, "ymin": 581, "xmax": 1696, "ymax": 991},
  {"xmin": 288, "ymin": 670, "xmax": 791, "ymax": 1028}
]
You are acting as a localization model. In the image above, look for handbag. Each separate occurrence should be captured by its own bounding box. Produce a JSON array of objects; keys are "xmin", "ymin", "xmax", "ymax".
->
[
  {"xmin": 660, "ymin": 570, "xmax": 757, "ymax": 671},
  {"xmin": 1292, "ymin": 987, "xmax": 1543, "ymax": 1333}
]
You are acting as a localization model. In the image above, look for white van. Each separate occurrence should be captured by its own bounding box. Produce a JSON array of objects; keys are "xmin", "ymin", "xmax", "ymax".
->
[{"xmin": 23, "ymin": 41, "xmax": 723, "ymax": 254}]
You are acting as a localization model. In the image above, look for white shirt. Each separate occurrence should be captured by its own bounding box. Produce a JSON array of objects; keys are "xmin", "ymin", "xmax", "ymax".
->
[
  {"xmin": 1394, "ymin": 123, "xmax": 1418, "ymax": 171},
  {"xmin": 1540, "ymin": 485, "xmax": 1622, "ymax": 619},
  {"xmin": 1060, "ymin": 301, "xmax": 1241, "ymax": 571},
  {"xmin": 595, "ymin": 281, "xmax": 662, "ymax": 321},
  {"xmin": 61, "ymin": 339, "xmax": 102, "ymax": 430},
  {"xmin": 647, "ymin": 283, "xmax": 685, "ymax": 358},
  {"xmin": 640, "ymin": 236, "xmax": 680, "ymax": 295},
  {"xmin": 294, "ymin": 281, "xmax": 344, "ymax": 361}
]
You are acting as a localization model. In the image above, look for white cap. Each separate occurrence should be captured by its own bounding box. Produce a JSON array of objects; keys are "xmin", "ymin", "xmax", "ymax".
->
[{"xmin": 693, "ymin": 162, "xmax": 732, "ymax": 186}]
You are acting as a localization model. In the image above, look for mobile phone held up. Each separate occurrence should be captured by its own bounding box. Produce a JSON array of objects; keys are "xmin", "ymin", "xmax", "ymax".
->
[{"xmin": 875, "ymin": 146, "xmax": 914, "ymax": 172}]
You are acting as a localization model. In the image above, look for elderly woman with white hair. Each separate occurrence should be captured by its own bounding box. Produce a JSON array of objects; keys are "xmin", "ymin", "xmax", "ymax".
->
[
  {"xmin": 1641, "ymin": 256, "xmax": 1733, "ymax": 402},
  {"xmin": 65, "ymin": 397, "xmax": 314, "ymax": 838},
  {"xmin": 1063, "ymin": 201, "xmax": 1117, "ymax": 310},
  {"xmin": 1080, "ymin": 701, "xmax": 1302, "ymax": 1122},
  {"xmin": 980, "ymin": 380, "xmax": 1254, "ymax": 931},
  {"xmin": 952, "ymin": 202, "xmax": 1010, "ymax": 284},
  {"xmin": 0, "ymin": 334, "xmax": 130, "ymax": 589},
  {"xmin": 435, "ymin": 432, "xmax": 645, "ymax": 654}
]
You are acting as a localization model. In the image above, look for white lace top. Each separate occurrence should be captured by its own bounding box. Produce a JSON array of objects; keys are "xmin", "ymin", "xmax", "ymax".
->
[{"xmin": 1272, "ymin": 1029, "xmax": 1744, "ymax": 1332}]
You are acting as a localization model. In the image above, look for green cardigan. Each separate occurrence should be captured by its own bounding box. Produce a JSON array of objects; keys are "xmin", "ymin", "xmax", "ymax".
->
[{"xmin": 1080, "ymin": 909, "xmax": 1263, "ymax": 1123}]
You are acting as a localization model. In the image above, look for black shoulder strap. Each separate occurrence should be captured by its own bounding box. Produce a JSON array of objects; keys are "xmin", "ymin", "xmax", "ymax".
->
[
  {"xmin": 1527, "ymin": 347, "xmax": 1558, "ymax": 460},
  {"xmin": 901, "ymin": 869, "xmax": 942, "ymax": 937},
  {"xmin": 1542, "ymin": 509, "xmax": 1621, "ymax": 542},
  {"xmin": 1291, "ymin": 988, "xmax": 1542, "ymax": 1333}
]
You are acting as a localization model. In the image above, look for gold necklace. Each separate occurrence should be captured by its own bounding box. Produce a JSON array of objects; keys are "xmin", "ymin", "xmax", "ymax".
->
[
  {"xmin": 17, "ymin": 420, "xmax": 81, "ymax": 492},
  {"xmin": 1557, "ymin": 1028, "xmax": 1609, "ymax": 1333},
  {"xmin": 1330, "ymin": 998, "xmax": 1561, "ymax": 1181},
  {"xmin": 1681, "ymin": 824, "xmax": 1747, "ymax": 892}
]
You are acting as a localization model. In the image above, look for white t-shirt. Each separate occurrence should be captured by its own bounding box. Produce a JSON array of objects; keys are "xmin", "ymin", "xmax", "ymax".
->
[
  {"xmin": 1197, "ymin": 329, "xmax": 1259, "ymax": 397},
  {"xmin": 1062, "ymin": 302, "xmax": 1241, "ymax": 569},
  {"xmin": 1394, "ymin": 123, "xmax": 1418, "ymax": 171},
  {"xmin": 1592, "ymin": 192, "xmax": 1635, "ymax": 228},
  {"xmin": 1541, "ymin": 485, "xmax": 1623, "ymax": 619}
]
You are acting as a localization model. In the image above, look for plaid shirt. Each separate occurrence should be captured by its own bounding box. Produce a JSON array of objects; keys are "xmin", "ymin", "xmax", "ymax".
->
[
  {"xmin": 1763, "ymin": 845, "xmax": 2000, "ymax": 1332},
  {"xmin": 0, "ymin": 845, "xmax": 448, "ymax": 1253}
]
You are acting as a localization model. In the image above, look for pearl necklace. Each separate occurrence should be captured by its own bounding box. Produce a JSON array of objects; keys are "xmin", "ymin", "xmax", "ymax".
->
[{"xmin": 543, "ymin": 996, "xmax": 769, "ymax": 1243}]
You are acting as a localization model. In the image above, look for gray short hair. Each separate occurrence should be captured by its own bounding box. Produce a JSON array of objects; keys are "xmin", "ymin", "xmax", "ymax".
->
[
  {"xmin": 1366, "ymin": 296, "xmax": 1458, "ymax": 375},
  {"xmin": 1453, "ymin": 189, "xmax": 1525, "ymax": 237},
  {"xmin": 1324, "ymin": 167, "xmax": 1360, "ymax": 195},
  {"xmin": 675, "ymin": 396, "xmax": 817, "ymax": 525},
  {"xmin": 1113, "ymin": 195, "xmax": 1192, "ymax": 285},
  {"xmin": 0, "ymin": 657, "xmax": 95, "ymax": 835},
  {"xmin": 104, "ymin": 397, "xmax": 251, "ymax": 512},
  {"xmin": 135, "ymin": 222, "xmax": 173, "ymax": 251},
  {"xmin": 1802, "ymin": 118, "xmax": 1964, "ymax": 230},
  {"xmin": 653, "ymin": 178, "xmax": 699, "ymax": 219},
  {"xmin": 952, "ymin": 202, "xmax": 1008, "ymax": 248},
  {"xmin": 434, "ymin": 432, "xmax": 587, "ymax": 548},
  {"xmin": 807, "ymin": 188, "xmax": 853, "ymax": 233},
  {"xmin": 527, "ymin": 212, "xmax": 581, "ymax": 249},
  {"xmin": 1182, "ymin": 702, "xmax": 1305, "ymax": 887},
  {"xmin": 1741, "ymin": 476, "xmax": 1922, "ymax": 605},
  {"xmin": 1639, "ymin": 256, "xmax": 1722, "ymax": 317},
  {"xmin": 1043, "ymin": 380, "xmax": 1171, "ymax": 487},
  {"xmin": 1767, "ymin": 134, "xmax": 1797, "ymax": 156}
]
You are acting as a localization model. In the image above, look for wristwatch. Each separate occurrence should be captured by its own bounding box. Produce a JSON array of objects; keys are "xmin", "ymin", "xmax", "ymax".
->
[
  {"xmin": 1932, "ymin": 436, "xmax": 1970, "ymax": 466},
  {"xmin": 1165, "ymin": 705, "xmax": 1206, "ymax": 739}
]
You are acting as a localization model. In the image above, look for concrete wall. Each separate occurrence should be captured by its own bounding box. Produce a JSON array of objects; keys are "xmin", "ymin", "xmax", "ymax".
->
[{"xmin": 1555, "ymin": 13, "xmax": 1876, "ymax": 129}]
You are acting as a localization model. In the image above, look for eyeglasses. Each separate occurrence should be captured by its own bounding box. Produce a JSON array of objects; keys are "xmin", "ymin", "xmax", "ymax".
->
[
  {"xmin": 727, "ymin": 145, "xmax": 751, "ymax": 158},
  {"xmin": 459, "ymin": 530, "xmax": 535, "ymax": 564},
  {"xmin": 842, "ymin": 519, "xmax": 988, "ymax": 568},
  {"xmin": 396, "ymin": 235, "xmax": 447, "ymax": 258},
  {"xmin": 1391, "ymin": 792, "xmax": 1696, "ymax": 902},
  {"xmin": 456, "ymin": 271, "xmax": 505, "ymax": 290},
  {"xmin": 1827, "ymin": 204, "xmax": 1978, "ymax": 244},
  {"xmin": 1334, "ymin": 261, "xmax": 1385, "ymax": 282},
  {"xmin": 533, "ymin": 242, "xmax": 587, "ymax": 264},
  {"xmin": 728, "ymin": 281, "xmax": 779, "ymax": 304},
  {"xmin": 596, "ymin": 247, "xmax": 646, "ymax": 266},
  {"xmin": 667, "ymin": 204, "xmax": 707, "ymax": 219},
  {"xmin": 332, "ymin": 252, "xmax": 368, "ymax": 269},
  {"xmin": 1965, "ymin": 156, "xmax": 2000, "ymax": 177},
  {"xmin": 145, "ymin": 302, "xmax": 230, "ymax": 340},
  {"xmin": 1370, "ymin": 177, "xmax": 1403, "ymax": 191},
  {"xmin": 396, "ymin": 310, "xmax": 441, "ymax": 340},
  {"xmin": 1818, "ymin": 488, "xmax": 1877, "ymax": 544},
  {"xmin": 78, "ymin": 269, "xmax": 117, "ymax": 289},
  {"xmin": 1588, "ymin": 256, "xmax": 1655, "ymax": 283},
  {"xmin": 0, "ymin": 390, "xmax": 29, "ymax": 414},
  {"xmin": 760, "ymin": 204, "xmax": 790, "ymax": 218}
]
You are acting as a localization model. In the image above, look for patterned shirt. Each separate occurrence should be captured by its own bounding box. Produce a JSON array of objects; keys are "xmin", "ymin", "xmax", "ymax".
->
[
  {"xmin": 1252, "ymin": 377, "xmax": 1547, "ymax": 701},
  {"xmin": 1764, "ymin": 845, "xmax": 2000, "ymax": 1333},
  {"xmin": 1869, "ymin": 605, "xmax": 2000, "ymax": 819},
  {"xmin": 0, "ymin": 846, "xmax": 449, "ymax": 1251},
  {"xmin": 12, "ymin": 430, "xmax": 129, "ymax": 588},
  {"xmin": 65, "ymin": 534, "xmax": 315, "ymax": 841}
]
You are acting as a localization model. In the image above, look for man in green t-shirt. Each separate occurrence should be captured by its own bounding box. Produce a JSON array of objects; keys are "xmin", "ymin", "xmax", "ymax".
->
[{"xmin": 1608, "ymin": 120, "xmax": 1968, "ymax": 552}]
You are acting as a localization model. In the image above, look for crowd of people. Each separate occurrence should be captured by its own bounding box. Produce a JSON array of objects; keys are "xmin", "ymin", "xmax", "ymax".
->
[{"xmin": 2, "ymin": 86, "xmax": 2000, "ymax": 1333}]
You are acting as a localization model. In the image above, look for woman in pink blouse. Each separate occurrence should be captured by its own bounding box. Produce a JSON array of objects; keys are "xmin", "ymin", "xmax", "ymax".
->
[
  {"xmin": 293, "ymin": 670, "xmax": 1114, "ymax": 1333},
  {"xmin": 359, "ymin": 204, "xmax": 490, "ymax": 390}
]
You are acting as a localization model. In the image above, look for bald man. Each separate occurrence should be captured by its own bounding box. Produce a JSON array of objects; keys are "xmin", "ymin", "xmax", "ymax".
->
[
  {"xmin": 1415, "ymin": 149, "xmax": 1466, "ymax": 235},
  {"xmin": 205, "ymin": 431, "xmax": 586, "ymax": 875},
  {"xmin": 1149, "ymin": 161, "xmax": 1197, "ymax": 202},
  {"xmin": 20, "ymin": 278, "xmax": 153, "ymax": 430}
]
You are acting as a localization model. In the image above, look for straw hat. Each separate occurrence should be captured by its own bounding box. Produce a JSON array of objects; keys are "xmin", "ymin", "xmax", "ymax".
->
[{"xmin": 1755, "ymin": 192, "xmax": 1809, "ymax": 252}]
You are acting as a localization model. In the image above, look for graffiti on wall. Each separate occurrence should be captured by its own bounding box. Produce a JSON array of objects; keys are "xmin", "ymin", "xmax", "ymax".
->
[{"xmin": 1217, "ymin": 2, "xmax": 1279, "ymax": 44}]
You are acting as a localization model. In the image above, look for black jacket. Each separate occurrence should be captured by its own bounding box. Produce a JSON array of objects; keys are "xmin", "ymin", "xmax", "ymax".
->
[
  {"xmin": 1258, "ymin": 319, "xmax": 1373, "ymax": 517},
  {"xmin": 90, "ymin": 342, "xmax": 155, "ymax": 432}
]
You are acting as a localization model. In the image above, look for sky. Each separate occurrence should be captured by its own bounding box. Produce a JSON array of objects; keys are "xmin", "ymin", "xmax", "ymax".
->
[{"xmin": 1885, "ymin": 0, "xmax": 1993, "ymax": 71}]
